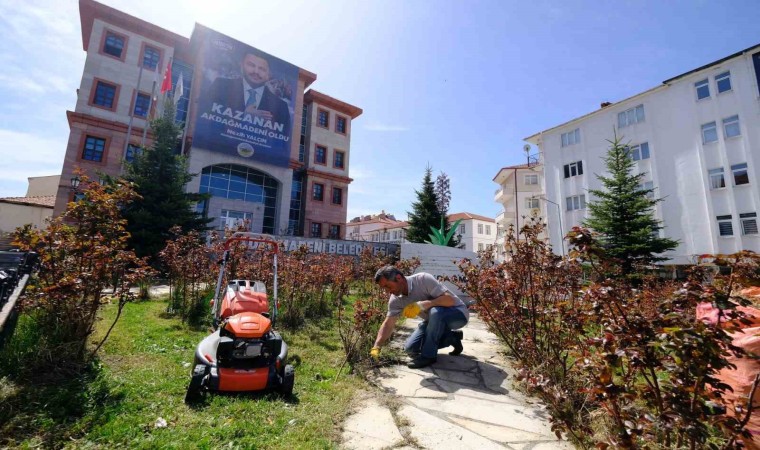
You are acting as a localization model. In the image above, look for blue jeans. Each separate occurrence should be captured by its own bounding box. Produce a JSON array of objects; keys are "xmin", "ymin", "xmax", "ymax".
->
[{"xmin": 404, "ymin": 306, "xmax": 467, "ymax": 359}]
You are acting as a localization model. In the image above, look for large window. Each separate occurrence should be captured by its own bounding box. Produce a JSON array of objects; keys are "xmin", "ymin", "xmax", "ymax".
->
[
  {"xmin": 82, "ymin": 136, "xmax": 106, "ymax": 162},
  {"xmin": 332, "ymin": 187, "xmax": 343, "ymax": 205},
  {"xmin": 336, "ymin": 116, "xmax": 347, "ymax": 134},
  {"xmin": 716, "ymin": 71, "xmax": 732, "ymax": 93},
  {"xmin": 315, "ymin": 145, "xmax": 327, "ymax": 164},
  {"xmin": 334, "ymin": 151, "xmax": 345, "ymax": 169},
  {"xmin": 723, "ymin": 115, "xmax": 740, "ymax": 138},
  {"xmin": 198, "ymin": 164, "xmax": 279, "ymax": 234},
  {"xmin": 628, "ymin": 142, "xmax": 650, "ymax": 161},
  {"xmin": 219, "ymin": 210, "xmax": 252, "ymax": 231},
  {"xmin": 312, "ymin": 183, "xmax": 324, "ymax": 201},
  {"xmin": 477, "ymin": 223, "xmax": 483, "ymax": 234},
  {"xmin": 485, "ymin": 225, "xmax": 491, "ymax": 235},
  {"xmin": 566, "ymin": 194, "xmax": 586, "ymax": 211},
  {"xmin": 525, "ymin": 174, "xmax": 538, "ymax": 185},
  {"xmin": 142, "ymin": 45, "xmax": 161, "ymax": 70},
  {"xmin": 740, "ymin": 213, "xmax": 758, "ymax": 235},
  {"xmin": 329, "ymin": 224, "xmax": 341, "ymax": 239},
  {"xmin": 125, "ymin": 144, "xmax": 142, "ymax": 163},
  {"xmin": 702, "ymin": 121, "xmax": 718, "ymax": 144},
  {"xmin": 563, "ymin": 161, "xmax": 583, "ymax": 178},
  {"xmin": 317, "ymin": 109, "xmax": 329, "ymax": 128},
  {"xmin": 561, "ymin": 128, "xmax": 580, "ymax": 147},
  {"xmin": 695, "ymin": 79, "xmax": 710, "ymax": 100},
  {"xmin": 133, "ymin": 92, "xmax": 150, "ymax": 117},
  {"xmin": 311, "ymin": 222, "xmax": 322, "ymax": 238},
  {"xmin": 717, "ymin": 215, "xmax": 733, "ymax": 237},
  {"xmin": 618, "ymin": 104, "xmax": 645, "ymax": 128},
  {"xmin": 709, "ymin": 167, "xmax": 725, "ymax": 189},
  {"xmin": 93, "ymin": 80, "xmax": 117, "ymax": 109},
  {"xmin": 526, "ymin": 197, "xmax": 540, "ymax": 209},
  {"xmin": 103, "ymin": 31, "xmax": 125, "ymax": 58},
  {"xmin": 731, "ymin": 163, "xmax": 749, "ymax": 185}
]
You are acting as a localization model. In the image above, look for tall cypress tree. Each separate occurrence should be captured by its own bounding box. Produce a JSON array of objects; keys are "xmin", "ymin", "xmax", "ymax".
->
[
  {"xmin": 406, "ymin": 166, "xmax": 442, "ymax": 243},
  {"xmin": 122, "ymin": 101, "xmax": 212, "ymax": 265},
  {"xmin": 584, "ymin": 136, "xmax": 678, "ymax": 275},
  {"xmin": 434, "ymin": 171, "xmax": 458, "ymax": 247}
]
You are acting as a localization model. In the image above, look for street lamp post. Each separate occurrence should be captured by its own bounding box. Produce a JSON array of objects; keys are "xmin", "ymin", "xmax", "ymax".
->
[{"xmin": 533, "ymin": 196, "xmax": 564, "ymax": 257}]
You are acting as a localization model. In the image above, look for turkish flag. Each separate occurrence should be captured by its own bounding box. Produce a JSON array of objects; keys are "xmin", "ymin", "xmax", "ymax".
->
[{"xmin": 160, "ymin": 62, "xmax": 172, "ymax": 94}]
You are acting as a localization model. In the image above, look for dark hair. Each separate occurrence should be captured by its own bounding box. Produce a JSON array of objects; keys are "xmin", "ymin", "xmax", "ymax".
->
[{"xmin": 374, "ymin": 265, "xmax": 403, "ymax": 283}]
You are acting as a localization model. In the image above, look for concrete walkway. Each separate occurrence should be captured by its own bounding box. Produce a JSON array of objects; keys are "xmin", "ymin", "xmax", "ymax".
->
[{"xmin": 341, "ymin": 313, "xmax": 575, "ymax": 449}]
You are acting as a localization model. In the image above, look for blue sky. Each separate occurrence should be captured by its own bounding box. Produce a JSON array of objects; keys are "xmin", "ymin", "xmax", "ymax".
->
[{"xmin": 0, "ymin": 0, "xmax": 758, "ymax": 221}]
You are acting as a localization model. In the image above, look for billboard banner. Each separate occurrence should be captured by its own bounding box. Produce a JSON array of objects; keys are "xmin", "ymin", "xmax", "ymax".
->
[{"xmin": 193, "ymin": 26, "xmax": 298, "ymax": 167}]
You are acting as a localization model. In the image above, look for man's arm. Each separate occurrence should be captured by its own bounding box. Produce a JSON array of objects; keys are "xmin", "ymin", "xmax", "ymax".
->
[
  {"xmin": 418, "ymin": 294, "xmax": 456, "ymax": 311},
  {"xmin": 373, "ymin": 316, "xmax": 398, "ymax": 348}
]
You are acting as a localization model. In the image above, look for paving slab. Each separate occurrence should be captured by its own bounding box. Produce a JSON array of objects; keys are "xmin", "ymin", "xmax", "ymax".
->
[{"xmin": 340, "ymin": 312, "xmax": 575, "ymax": 449}]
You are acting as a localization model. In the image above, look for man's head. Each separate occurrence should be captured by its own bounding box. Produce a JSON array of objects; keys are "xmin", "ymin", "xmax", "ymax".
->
[
  {"xmin": 240, "ymin": 52, "xmax": 271, "ymax": 88},
  {"xmin": 374, "ymin": 265, "xmax": 406, "ymax": 297}
]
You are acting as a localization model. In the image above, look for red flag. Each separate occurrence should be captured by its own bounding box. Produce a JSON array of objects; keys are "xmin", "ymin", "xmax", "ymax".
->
[{"xmin": 160, "ymin": 62, "xmax": 172, "ymax": 94}]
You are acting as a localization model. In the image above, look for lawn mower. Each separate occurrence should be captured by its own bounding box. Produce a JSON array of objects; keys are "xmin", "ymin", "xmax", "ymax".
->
[{"xmin": 185, "ymin": 233, "xmax": 294, "ymax": 403}]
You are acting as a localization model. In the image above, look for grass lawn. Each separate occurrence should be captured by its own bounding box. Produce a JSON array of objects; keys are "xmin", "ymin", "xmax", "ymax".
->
[{"xmin": 0, "ymin": 297, "xmax": 365, "ymax": 449}]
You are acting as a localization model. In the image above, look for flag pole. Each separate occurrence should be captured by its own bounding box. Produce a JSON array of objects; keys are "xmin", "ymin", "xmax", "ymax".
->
[
  {"xmin": 141, "ymin": 78, "xmax": 156, "ymax": 148},
  {"xmin": 123, "ymin": 64, "xmax": 144, "ymax": 168}
]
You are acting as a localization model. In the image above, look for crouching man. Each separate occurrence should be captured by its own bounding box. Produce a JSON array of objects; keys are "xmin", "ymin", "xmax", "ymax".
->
[{"xmin": 371, "ymin": 265, "xmax": 468, "ymax": 369}]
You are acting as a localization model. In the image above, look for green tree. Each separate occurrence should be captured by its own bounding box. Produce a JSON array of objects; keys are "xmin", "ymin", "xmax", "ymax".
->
[
  {"xmin": 583, "ymin": 135, "xmax": 678, "ymax": 275},
  {"xmin": 406, "ymin": 166, "xmax": 443, "ymax": 243},
  {"xmin": 122, "ymin": 101, "xmax": 211, "ymax": 266}
]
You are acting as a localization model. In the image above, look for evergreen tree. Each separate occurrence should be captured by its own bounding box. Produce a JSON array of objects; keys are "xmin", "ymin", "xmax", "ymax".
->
[
  {"xmin": 122, "ymin": 101, "xmax": 211, "ymax": 265},
  {"xmin": 434, "ymin": 171, "xmax": 458, "ymax": 247},
  {"xmin": 583, "ymin": 135, "xmax": 678, "ymax": 275},
  {"xmin": 406, "ymin": 166, "xmax": 443, "ymax": 243}
]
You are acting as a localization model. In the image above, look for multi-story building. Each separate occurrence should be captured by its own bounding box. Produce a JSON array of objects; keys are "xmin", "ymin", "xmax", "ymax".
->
[
  {"xmin": 492, "ymin": 162, "xmax": 548, "ymax": 258},
  {"xmin": 525, "ymin": 43, "xmax": 760, "ymax": 265},
  {"xmin": 449, "ymin": 212, "xmax": 497, "ymax": 253},
  {"xmin": 345, "ymin": 211, "xmax": 402, "ymax": 241},
  {"xmin": 54, "ymin": 0, "xmax": 361, "ymax": 239}
]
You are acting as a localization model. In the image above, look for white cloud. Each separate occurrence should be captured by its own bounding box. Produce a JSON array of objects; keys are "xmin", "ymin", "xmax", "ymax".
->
[{"xmin": 363, "ymin": 121, "xmax": 409, "ymax": 132}]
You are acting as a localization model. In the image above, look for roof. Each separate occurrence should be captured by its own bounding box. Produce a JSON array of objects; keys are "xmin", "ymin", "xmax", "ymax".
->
[
  {"xmin": 304, "ymin": 90, "xmax": 363, "ymax": 119},
  {"xmin": 448, "ymin": 212, "xmax": 494, "ymax": 223},
  {"xmin": 0, "ymin": 196, "xmax": 56, "ymax": 208},
  {"xmin": 524, "ymin": 42, "xmax": 760, "ymax": 142},
  {"xmin": 492, "ymin": 164, "xmax": 540, "ymax": 182}
]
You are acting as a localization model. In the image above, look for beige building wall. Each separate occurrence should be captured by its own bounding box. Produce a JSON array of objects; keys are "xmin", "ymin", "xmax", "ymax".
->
[
  {"xmin": 0, "ymin": 203, "xmax": 52, "ymax": 235},
  {"xmin": 26, "ymin": 175, "xmax": 60, "ymax": 197}
]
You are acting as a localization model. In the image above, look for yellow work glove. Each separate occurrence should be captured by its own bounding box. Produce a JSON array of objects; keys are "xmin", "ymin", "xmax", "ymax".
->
[
  {"xmin": 402, "ymin": 302, "xmax": 421, "ymax": 319},
  {"xmin": 370, "ymin": 347, "xmax": 381, "ymax": 360}
]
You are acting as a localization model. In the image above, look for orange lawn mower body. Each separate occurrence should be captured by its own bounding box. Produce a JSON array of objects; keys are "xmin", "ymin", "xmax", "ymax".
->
[{"xmin": 185, "ymin": 233, "xmax": 294, "ymax": 402}]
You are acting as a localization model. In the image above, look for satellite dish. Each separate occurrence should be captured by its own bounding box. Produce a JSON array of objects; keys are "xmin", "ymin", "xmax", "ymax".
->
[{"xmin": 523, "ymin": 144, "xmax": 531, "ymax": 153}]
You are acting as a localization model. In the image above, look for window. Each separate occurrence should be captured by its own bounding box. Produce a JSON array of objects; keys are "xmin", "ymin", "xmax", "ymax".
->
[
  {"xmin": 125, "ymin": 144, "xmax": 142, "ymax": 162},
  {"xmin": 566, "ymin": 194, "xmax": 586, "ymax": 211},
  {"xmin": 82, "ymin": 136, "xmax": 106, "ymax": 162},
  {"xmin": 103, "ymin": 31, "xmax": 125, "ymax": 58},
  {"xmin": 93, "ymin": 80, "xmax": 117, "ymax": 109},
  {"xmin": 637, "ymin": 181, "xmax": 655, "ymax": 199},
  {"xmin": 317, "ymin": 109, "xmax": 329, "ymax": 128},
  {"xmin": 629, "ymin": 142, "xmax": 650, "ymax": 161},
  {"xmin": 142, "ymin": 45, "xmax": 161, "ymax": 70},
  {"xmin": 477, "ymin": 223, "xmax": 483, "ymax": 234},
  {"xmin": 695, "ymin": 79, "xmax": 710, "ymax": 100},
  {"xmin": 485, "ymin": 225, "xmax": 491, "ymax": 235},
  {"xmin": 618, "ymin": 104, "xmax": 645, "ymax": 128},
  {"xmin": 716, "ymin": 71, "xmax": 732, "ymax": 93},
  {"xmin": 315, "ymin": 145, "xmax": 327, "ymax": 164},
  {"xmin": 526, "ymin": 197, "xmax": 540, "ymax": 209},
  {"xmin": 133, "ymin": 92, "xmax": 150, "ymax": 117},
  {"xmin": 332, "ymin": 187, "xmax": 343, "ymax": 205},
  {"xmin": 563, "ymin": 161, "xmax": 583, "ymax": 178},
  {"xmin": 312, "ymin": 183, "xmax": 324, "ymax": 201},
  {"xmin": 702, "ymin": 121, "xmax": 718, "ymax": 144},
  {"xmin": 731, "ymin": 163, "xmax": 749, "ymax": 185},
  {"xmin": 709, "ymin": 168, "xmax": 726, "ymax": 189},
  {"xmin": 311, "ymin": 222, "xmax": 322, "ymax": 238},
  {"xmin": 219, "ymin": 210, "xmax": 252, "ymax": 231},
  {"xmin": 478, "ymin": 243, "xmax": 484, "ymax": 251},
  {"xmin": 334, "ymin": 151, "xmax": 345, "ymax": 169},
  {"xmin": 336, "ymin": 116, "xmax": 347, "ymax": 134},
  {"xmin": 723, "ymin": 115, "xmax": 740, "ymax": 138},
  {"xmin": 525, "ymin": 174, "xmax": 538, "ymax": 185},
  {"xmin": 717, "ymin": 215, "xmax": 733, "ymax": 237},
  {"xmin": 329, "ymin": 224, "xmax": 341, "ymax": 239},
  {"xmin": 459, "ymin": 224, "xmax": 465, "ymax": 234},
  {"xmin": 561, "ymin": 128, "xmax": 581, "ymax": 147},
  {"xmin": 740, "ymin": 213, "xmax": 758, "ymax": 235}
]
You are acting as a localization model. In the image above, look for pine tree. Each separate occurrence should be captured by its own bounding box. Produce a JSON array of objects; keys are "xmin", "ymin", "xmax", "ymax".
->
[
  {"xmin": 406, "ymin": 166, "xmax": 443, "ymax": 243},
  {"xmin": 122, "ymin": 101, "xmax": 212, "ymax": 265},
  {"xmin": 584, "ymin": 135, "xmax": 678, "ymax": 275}
]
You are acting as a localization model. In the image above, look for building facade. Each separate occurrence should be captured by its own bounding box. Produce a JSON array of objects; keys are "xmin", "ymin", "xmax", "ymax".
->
[
  {"xmin": 525, "ymin": 44, "xmax": 760, "ymax": 265},
  {"xmin": 492, "ymin": 163, "xmax": 548, "ymax": 258},
  {"xmin": 54, "ymin": 0, "xmax": 361, "ymax": 239},
  {"xmin": 345, "ymin": 211, "xmax": 403, "ymax": 242}
]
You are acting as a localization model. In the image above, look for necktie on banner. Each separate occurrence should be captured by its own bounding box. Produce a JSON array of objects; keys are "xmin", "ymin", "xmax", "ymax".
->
[{"xmin": 246, "ymin": 88, "xmax": 257, "ymax": 109}]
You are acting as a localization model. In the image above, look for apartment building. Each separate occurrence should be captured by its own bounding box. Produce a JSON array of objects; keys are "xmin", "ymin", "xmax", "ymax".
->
[
  {"xmin": 55, "ymin": 0, "xmax": 361, "ymax": 238},
  {"xmin": 525, "ymin": 44, "xmax": 760, "ymax": 265}
]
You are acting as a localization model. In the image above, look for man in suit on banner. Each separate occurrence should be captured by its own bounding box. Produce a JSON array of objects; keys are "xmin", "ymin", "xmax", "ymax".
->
[{"xmin": 207, "ymin": 51, "xmax": 291, "ymax": 133}]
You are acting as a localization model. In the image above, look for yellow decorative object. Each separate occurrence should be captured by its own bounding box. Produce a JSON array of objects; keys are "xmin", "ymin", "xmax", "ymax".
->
[
  {"xmin": 370, "ymin": 347, "xmax": 381, "ymax": 359},
  {"xmin": 402, "ymin": 302, "xmax": 421, "ymax": 318}
]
